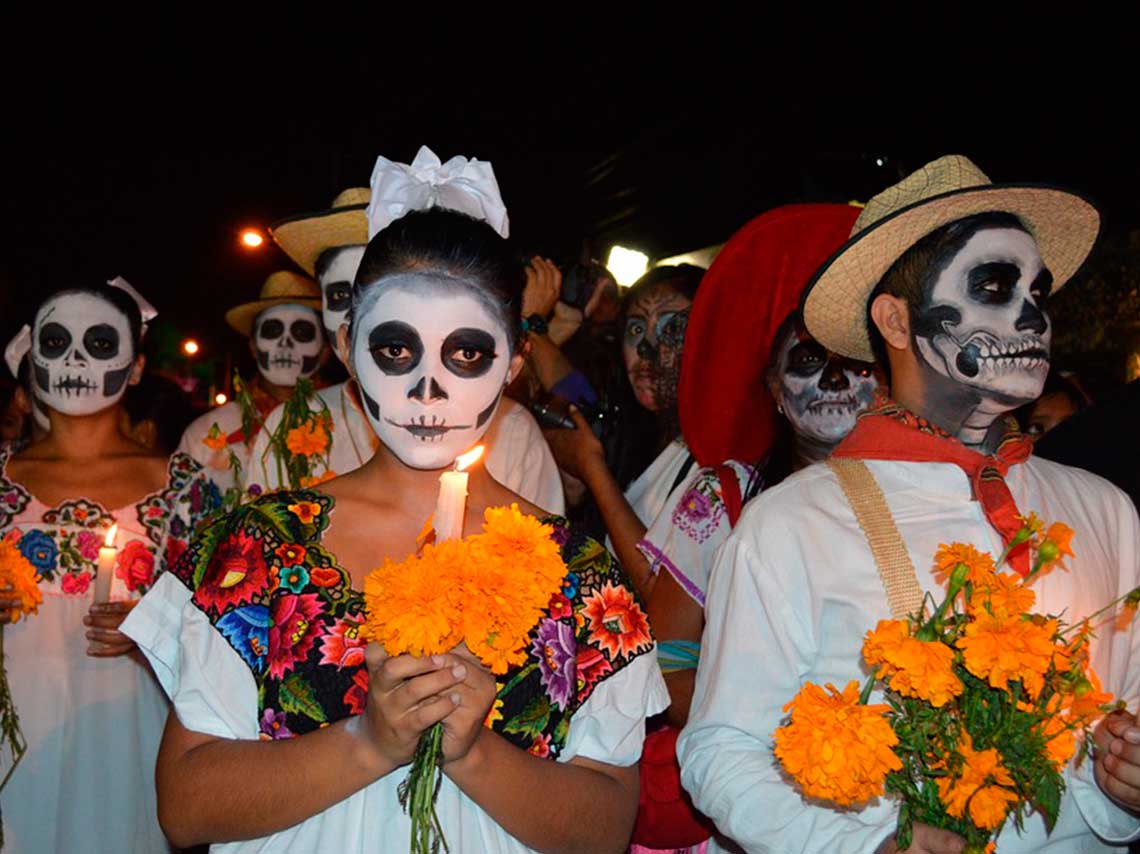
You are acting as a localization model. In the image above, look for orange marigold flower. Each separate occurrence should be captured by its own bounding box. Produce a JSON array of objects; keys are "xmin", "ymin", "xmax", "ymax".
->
[
  {"xmin": 956, "ymin": 612, "xmax": 1065, "ymax": 699},
  {"xmin": 935, "ymin": 732, "xmax": 1017, "ymax": 829},
  {"xmin": 773, "ymin": 680, "xmax": 901, "ymax": 806},
  {"xmin": 299, "ymin": 470, "xmax": 337, "ymax": 488},
  {"xmin": 934, "ymin": 543, "xmax": 996, "ymax": 587},
  {"xmin": 286, "ymin": 422, "xmax": 329, "ymax": 457},
  {"xmin": 862, "ymin": 620, "xmax": 963, "ymax": 707},
  {"xmin": 287, "ymin": 501, "xmax": 322, "ymax": 524},
  {"xmin": 1035, "ymin": 522, "xmax": 1075, "ymax": 576},
  {"xmin": 0, "ymin": 540, "xmax": 43, "ymax": 622},
  {"xmin": 1115, "ymin": 587, "xmax": 1140, "ymax": 632},
  {"xmin": 973, "ymin": 571, "xmax": 1035, "ymax": 617},
  {"xmin": 1041, "ymin": 715, "xmax": 1078, "ymax": 768},
  {"xmin": 1066, "ymin": 668, "xmax": 1115, "ymax": 727},
  {"xmin": 202, "ymin": 423, "xmax": 228, "ymax": 451}
]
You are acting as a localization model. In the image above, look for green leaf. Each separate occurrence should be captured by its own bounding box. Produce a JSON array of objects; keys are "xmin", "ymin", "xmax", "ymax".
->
[
  {"xmin": 1032, "ymin": 771, "xmax": 1063, "ymax": 832},
  {"xmin": 502, "ymin": 696, "xmax": 550, "ymax": 740},
  {"xmin": 190, "ymin": 520, "xmax": 227, "ymax": 588},
  {"xmin": 278, "ymin": 673, "xmax": 328, "ymax": 723}
]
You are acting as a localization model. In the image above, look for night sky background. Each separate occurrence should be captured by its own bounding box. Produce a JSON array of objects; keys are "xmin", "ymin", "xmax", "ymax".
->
[{"xmin": 3, "ymin": 23, "xmax": 1138, "ymax": 400}]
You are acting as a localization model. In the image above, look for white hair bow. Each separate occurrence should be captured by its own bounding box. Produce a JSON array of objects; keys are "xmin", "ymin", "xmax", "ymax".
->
[
  {"xmin": 366, "ymin": 146, "xmax": 510, "ymax": 240},
  {"xmin": 108, "ymin": 276, "xmax": 158, "ymax": 324},
  {"xmin": 5, "ymin": 325, "xmax": 31, "ymax": 378}
]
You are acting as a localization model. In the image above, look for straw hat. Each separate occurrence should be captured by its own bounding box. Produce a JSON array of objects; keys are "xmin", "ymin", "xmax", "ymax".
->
[
  {"xmin": 225, "ymin": 271, "xmax": 322, "ymax": 336},
  {"xmin": 802, "ymin": 155, "xmax": 1101, "ymax": 362},
  {"xmin": 269, "ymin": 188, "xmax": 370, "ymax": 276}
]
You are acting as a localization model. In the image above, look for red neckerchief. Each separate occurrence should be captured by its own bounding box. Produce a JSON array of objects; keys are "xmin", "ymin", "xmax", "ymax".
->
[
  {"xmin": 832, "ymin": 396, "xmax": 1035, "ymax": 576},
  {"xmin": 226, "ymin": 380, "xmax": 283, "ymax": 447}
]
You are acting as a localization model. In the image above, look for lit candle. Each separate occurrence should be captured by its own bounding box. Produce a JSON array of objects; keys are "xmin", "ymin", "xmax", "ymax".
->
[
  {"xmin": 92, "ymin": 523, "xmax": 119, "ymax": 603},
  {"xmin": 433, "ymin": 446, "xmax": 484, "ymax": 542}
]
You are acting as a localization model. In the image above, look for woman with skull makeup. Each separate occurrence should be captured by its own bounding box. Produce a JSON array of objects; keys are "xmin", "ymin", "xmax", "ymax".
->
[
  {"xmin": 120, "ymin": 155, "xmax": 667, "ymax": 853},
  {"xmin": 544, "ymin": 264, "xmax": 704, "ymax": 598},
  {"xmin": 0, "ymin": 281, "xmax": 219, "ymax": 854}
]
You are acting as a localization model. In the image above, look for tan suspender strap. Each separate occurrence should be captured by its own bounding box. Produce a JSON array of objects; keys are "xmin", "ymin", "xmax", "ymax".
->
[{"xmin": 827, "ymin": 458, "xmax": 925, "ymax": 620}]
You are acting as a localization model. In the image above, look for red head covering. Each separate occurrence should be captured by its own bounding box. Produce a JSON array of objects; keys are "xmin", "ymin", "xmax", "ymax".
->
[{"xmin": 677, "ymin": 203, "xmax": 862, "ymax": 467}]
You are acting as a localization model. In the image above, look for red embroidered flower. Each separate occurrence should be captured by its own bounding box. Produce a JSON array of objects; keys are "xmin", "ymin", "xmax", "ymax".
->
[
  {"xmin": 197, "ymin": 530, "xmax": 271, "ymax": 613},
  {"xmin": 267, "ymin": 593, "xmax": 325, "ymax": 679},
  {"xmin": 575, "ymin": 644, "xmax": 614, "ymax": 702},
  {"xmin": 310, "ymin": 567, "xmax": 341, "ymax": 588},
  {"xmin": 319, "ymin": 616, "xmax": 367, "ymax": 669},
  {"xmin": 146, "ymin": 506, "xmax": 165, "ymax": 519},
  {"xmin": 61, "ymin": 571, "xmax": 92, "ymax": 595},
  {"xmin": 528, "ymin": 734, "xmax": 553, "ymax": 758},
  {"xmin": 548, "ymin": 592, "xmax": 573, "ymax": 620},
  {"xmin": 116, "ymin": 540, "xmax": 156, "ymax": 592},
  {"xmin": 581, "ymin": 581, "xmax": 652, "ymax": 660},
  {"xmin": 344, "ymin": 668, "xmax": 369, "ymax": 715},
  {"xmin": 274, "ymin": 544, "xmax": 307, "ymax": 567},
  {"xmin": 73, "ymin": 508, "xmax": 88, "ymax": 522}
]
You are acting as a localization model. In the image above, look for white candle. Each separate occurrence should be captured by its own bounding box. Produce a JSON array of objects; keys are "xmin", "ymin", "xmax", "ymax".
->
[
  {"xmin": 433, "ymin": 446, "xmax": 484, "ymax": 543},
  {"xmin": 92, "ymin": 523, "xmax": 118, "ymax": 603}
]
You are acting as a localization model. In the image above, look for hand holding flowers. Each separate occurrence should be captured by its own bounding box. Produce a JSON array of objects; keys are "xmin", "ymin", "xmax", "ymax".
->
[{"xmin": 775, "ymin": 516, "xmax": 1139, "ymax": 853}]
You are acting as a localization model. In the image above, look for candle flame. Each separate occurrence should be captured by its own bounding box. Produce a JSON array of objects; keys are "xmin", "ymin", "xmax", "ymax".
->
[
  {"xmin": 104, "ymin": 524, "xmax": 118, "ymax": 547},
  {"xmin": 455, "ymin": 445, "xmax": 485, "ymax": 472}
]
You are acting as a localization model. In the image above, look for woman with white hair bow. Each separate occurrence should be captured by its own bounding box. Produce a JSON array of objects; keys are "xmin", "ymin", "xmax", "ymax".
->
[{"xmin": 122, "ymin": 148, "xmax": 667, "ymax": 854}]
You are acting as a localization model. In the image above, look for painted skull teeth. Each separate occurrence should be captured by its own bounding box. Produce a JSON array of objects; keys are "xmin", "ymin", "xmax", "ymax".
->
[
  {"xmin": 386, "ymin": 414, "xmax": 471, "ymax": 443},
  {"xmin": 52, "ymin": 375, "xmax": 98, "ymax": 396},
  {"xmin": 807, "ymin": 394, "xmax": 861, "ymax": 415}
]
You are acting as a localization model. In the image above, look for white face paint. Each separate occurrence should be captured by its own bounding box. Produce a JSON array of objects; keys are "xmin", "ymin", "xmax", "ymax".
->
[
  {"xmin": 351, "ymin": 275, "xmax": 512, "ymax": 469},
  {"xmin": 318, "ymin": 245, "xmax": 366, "ymax": 339},
  {"xmin": 913, "ymin": 228, "xmax": 1052, "ymax": 408},
  {"xmin": 31, "ymin": 292, "xmax": 136, "ymax": 417},
  {"xmin": 775, "ymin": 325, "xmax": 879, "ymax": 445},
  {"xmin": 253, "ymin": 304, "xmax": 323, "ymax": 387}
]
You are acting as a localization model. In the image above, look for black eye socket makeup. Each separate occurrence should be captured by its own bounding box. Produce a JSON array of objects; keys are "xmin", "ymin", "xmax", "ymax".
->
[
  {"xmin": 966, "ymin": 262, "xmax": 1020, "ymax": 305},
  {"xmin": 442, "ymin": 328, "xmax": 497, "ymax": 378},
  {"xmin": 369, "ymin": 321, "xmax": 424, "ymax": 375},
  {"xmin": 84, "ymin": 324, "xmax": 121, "ymax": 360},
  {"xmin": 39, "ymin": 322, "xmax": 71, "ymax": 358},
  {"xmin": 325, "ymin": 282, "xmax": 352, "ymax": 312},
  {"xmin": 291, "ymin": 320, "xmax": 318, "ymax": 343},
  {"xmin": 786, "ymin": 341, "xmax": 828, "ymax": 376},
  {"xmin": 259, "ymin": 319, "xmax": 285, "ymax": 339}
]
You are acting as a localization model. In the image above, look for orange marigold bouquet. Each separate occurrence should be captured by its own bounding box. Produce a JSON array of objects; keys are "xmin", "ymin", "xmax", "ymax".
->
[
  {"xmin": 774, "ymin": 516, "xmax": 1139, "ymax": 853},
  {"xmin": 362, "ymin": 504, "xmax": 567, "ymax": 854},
  {"xmin": 0, "ymin": 538, "xmax": 43, "ymax": 846}
]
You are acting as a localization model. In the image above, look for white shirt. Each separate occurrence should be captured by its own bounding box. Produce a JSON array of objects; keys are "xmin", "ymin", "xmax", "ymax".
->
[
  {"xmin": 124, "ymin": 573, "xmax": 668, "ymax": 853},
  {"xmin": 624, "ymin": 438, "xmax": 692, "ymax": 528},
  {"xmin": 678, "ymin": 456, "xmax": 1140, "ymax": 853},
  {"xmin": 247, "ymin": 382, "xmax": 565, "ymax": 514},
  {"xmin": 178, "ymin": 401, "xmax": 247, "ymax": 494}
]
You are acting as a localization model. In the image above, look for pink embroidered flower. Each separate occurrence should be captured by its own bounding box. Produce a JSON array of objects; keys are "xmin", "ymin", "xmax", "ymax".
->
[
  {"xmin": 61, "ymin": 572, "xmax": 91, "ymax": 595},
  {"xmin": 576, "ymin": 645, "xmax": 614, "ymax": 703},
  {"xmin": 3, "ymin": 529, "xmax": 21, "ymax": 545},
  {"xmin": 267, "ymin": 593, "xmax": 325, "ymax": 679},
  {"xmin": 75, "ymin": 530, "xmax": 101, "ymax": 561},
  {"xmin": 319, "ymin": 617, "xmax": 367, "ymax": 669},
  {"xmin": 547, "ymin": 592, "xmax": 573, "ymax": 620},
  {"xmin": 116, "ymin": 540, "xmax": 156, "ymax": 592},
  {"xmin": 528, "ymin": 734, "xmax": 553, "ymax": 758},
  {"xmin": 146, "ymin": 506, "xmax": 165, "ymax": 519}
]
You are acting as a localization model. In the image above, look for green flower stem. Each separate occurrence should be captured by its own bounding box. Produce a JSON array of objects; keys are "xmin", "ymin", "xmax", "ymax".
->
[
  {"xmin": 917, "ymin": 563, "xmax": 969, "ymax": 641},
  {"xmin": 399, "ymin": 722, "xmax": 449, "ymax": 854},
  {"xmin": 996, "ymin": 525, "xmax": 1034, "ymax": 569},
  {"xmin": 860, "ymin": 669, "xmax": 878, "ymax": 705}
]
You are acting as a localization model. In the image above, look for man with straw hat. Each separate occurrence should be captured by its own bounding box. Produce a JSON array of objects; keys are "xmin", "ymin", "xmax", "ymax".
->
[
  {"xmin": 178, "ymin": 270, "xmax": 325, "ymax": 491},
  {"xmin": 678, "ymin": 156, "xmax": 1140, "ymax": 853},
  {"xmin": 255, "ymin": 187, "xmax": 565, "ymax": 512}
]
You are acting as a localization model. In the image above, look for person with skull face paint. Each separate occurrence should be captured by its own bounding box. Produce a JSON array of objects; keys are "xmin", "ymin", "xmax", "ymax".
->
[
  {"xmin": 679, "ymin": 157, "xmax": 1140, "ymax": 854},
  {"xmin": 0, "ymin": 281, "xmax": 219, "ymax": 854},
  {"xmin": 177, "ymin": 270, "xmax": 326, "ymax": 492},
  {"xmin": 250, "ymin": 186, "xmax": 565, "ymax": 511},
  {"xmin": 121, "ymin": 148, "xmax": 666, "ymax": 854},
  {"xmin": 544, "ymin": 265, "xmax": 703, "ymax": 599}
]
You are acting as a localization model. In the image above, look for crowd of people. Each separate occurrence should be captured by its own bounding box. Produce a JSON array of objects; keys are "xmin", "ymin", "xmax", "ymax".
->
[{"xmin": 0, "ymin": 147, "xmax": 1138, "ymax": 854}]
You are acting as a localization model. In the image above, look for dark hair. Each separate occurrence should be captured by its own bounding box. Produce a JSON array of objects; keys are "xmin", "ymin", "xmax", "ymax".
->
[
  {"xmin": 314, "ymin": 245, "xmax": 362, "ymax": 281},
  {"xmin": 352, "ymin": 208, "xmax": 524, "ymax": 349},
  {"xmin": 865, "ymin": 211, "xmax": 1028, "ymax": 370},
  {"xmin": 36, "ymin": 283, "xmax": 146, "ymax": 351},
  {"xmin": 622, "ymin": 264, "xmax": 704, "ymax": 314}
]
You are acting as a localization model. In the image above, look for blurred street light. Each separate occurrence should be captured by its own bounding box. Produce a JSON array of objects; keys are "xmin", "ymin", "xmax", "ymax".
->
[
  {"xmin": 214, "ymin": 392, "xmax": 228, "ymax": 406},
  {"xmin": 240, "ymin": 229, "xmax": 265, "ymax": 249},
  {"xmin": 606, "ymin": 245, "xmax": 649, "ymax": 288},
  {"xmin": 182, "ymin": 339, "xmax": 200, "ymax": 356}
]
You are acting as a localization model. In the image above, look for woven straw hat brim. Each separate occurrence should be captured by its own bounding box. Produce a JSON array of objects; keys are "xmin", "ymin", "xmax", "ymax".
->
[
  {"xmin": 225, "ymin": 297, "xmax": 322, "ymax": 337},
  {"xmin": 802, "ymin": 183, "xmax": 1101, "ymax": 362},
  {"xmin": 270, "ymin": 204, "xmax": 369, "ymax": 276}
]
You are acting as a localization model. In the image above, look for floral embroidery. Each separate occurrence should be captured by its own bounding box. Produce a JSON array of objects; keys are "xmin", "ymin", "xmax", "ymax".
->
[
  {"xmin": 60, "ymin": 571, "xmax": 91, "ymax": 595},
  {"xmin": 172, "ymin": 491, "xmax": 653, "ymax": 761},
  {"xmin": 581, "ymin": 581, "xmax": 653, "ymax": 659},
  {"xmin": 0, "ymin": 481, "xmax": 29, "ymax": 528},
  {"xmin": 260, "ymin": 708, "xmax": 293, "ymax": 740},
  {"xmin": 75, "ymin": 530, "xmax": 102, "ymax": 561},
  {"xmin": 116, "ymin": 540, "xmax": 156, "ymax": 592},
  {"xmin": 18, "ymin": 529, "xmax": 59, "ymax": 578}
]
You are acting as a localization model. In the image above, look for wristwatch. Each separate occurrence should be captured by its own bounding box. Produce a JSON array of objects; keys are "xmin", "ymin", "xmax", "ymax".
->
[{"xmin": 521, "ymin": 313, "xmax": 549, "ymax": 335}]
